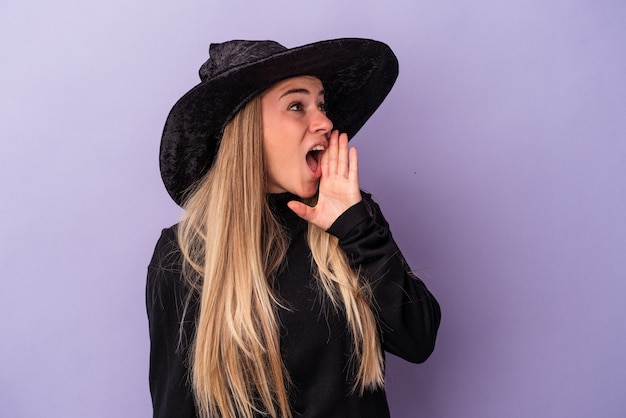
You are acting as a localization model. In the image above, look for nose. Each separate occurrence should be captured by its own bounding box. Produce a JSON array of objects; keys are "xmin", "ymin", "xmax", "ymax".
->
[{"xmin": 310, "ymin": 108, "xmax": 333, "ymax": 135}]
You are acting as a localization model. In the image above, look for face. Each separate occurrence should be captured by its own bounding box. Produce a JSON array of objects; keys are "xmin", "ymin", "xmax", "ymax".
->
[{"xmin": 261, "ymin": 76, "xmax": 332, "ymax": 198}]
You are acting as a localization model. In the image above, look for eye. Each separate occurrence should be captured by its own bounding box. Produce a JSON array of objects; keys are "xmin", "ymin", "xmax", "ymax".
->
[
  {"xmin": 318, "ymin": 102, "xmax": 327, "ymax": 113},
  {"xmin": 288, "ymin": 102, "xmax": 304, "ymax": 111}
]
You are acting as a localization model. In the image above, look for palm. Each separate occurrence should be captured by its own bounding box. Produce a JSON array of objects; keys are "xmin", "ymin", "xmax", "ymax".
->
[{"xmin": 288, "ymin": 131, "xmax": 362, "ymax": 230}]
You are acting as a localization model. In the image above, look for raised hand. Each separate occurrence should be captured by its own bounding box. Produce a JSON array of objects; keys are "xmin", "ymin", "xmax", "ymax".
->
[{"xmin": 288, "ymin": 130, "xmax": 362, "ymax": 230}]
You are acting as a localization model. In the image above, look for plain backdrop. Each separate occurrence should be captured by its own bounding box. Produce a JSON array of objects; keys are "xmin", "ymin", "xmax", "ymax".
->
[{"xmin": 1, "ymin": 1, "xmax": 625, "ymax": 417}]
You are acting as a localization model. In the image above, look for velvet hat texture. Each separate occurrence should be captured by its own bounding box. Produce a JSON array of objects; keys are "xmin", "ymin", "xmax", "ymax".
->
[{"xmin": 160, "ymin": 38, "xmax": 399, "ymax": 206}]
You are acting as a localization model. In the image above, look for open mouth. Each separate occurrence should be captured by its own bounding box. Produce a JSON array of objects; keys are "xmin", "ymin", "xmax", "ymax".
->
[{"xmin": 306, "ymin": 145, "xmax": 325, "ymax": 173}]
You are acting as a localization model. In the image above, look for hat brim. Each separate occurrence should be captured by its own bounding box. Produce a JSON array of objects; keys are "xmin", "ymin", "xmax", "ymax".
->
[{"xmin": 160, "ymin": 38, "xmax": 399, "ymax": 205}]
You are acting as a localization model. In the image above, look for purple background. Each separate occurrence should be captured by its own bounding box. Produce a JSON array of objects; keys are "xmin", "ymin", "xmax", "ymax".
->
[{"xmin": 1, "ymin": 1, "xmax": 625, "ymax": 417}]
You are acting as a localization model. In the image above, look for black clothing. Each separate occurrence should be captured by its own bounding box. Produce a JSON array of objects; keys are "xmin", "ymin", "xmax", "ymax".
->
[{"xmin": 146, "ymin": 192, "xmax": 441, "ymax": 417}]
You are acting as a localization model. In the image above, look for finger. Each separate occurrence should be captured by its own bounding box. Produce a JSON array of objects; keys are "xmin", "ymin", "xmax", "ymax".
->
[
  {"xmin": 326, "ymin": 130, "xmax": 339, "ymax": 175},
  {"xmin": 320, "ymin": 130, "xmax": 334, "ymax": 176},
  {"xmin": 337, "ymin": 133, "xmax": 350, "ymax": 178},
  {"xmin": 349, "ymin": 146, "xmax": 359, "ymax": 185},
  {"xmin": 287, "ymin": 200, "xmax": 316, "ymax": 223}
]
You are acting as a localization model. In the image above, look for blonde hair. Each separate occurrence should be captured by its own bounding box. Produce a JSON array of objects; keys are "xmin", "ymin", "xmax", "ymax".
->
[{"xmin": 178, "ymin": 96, "xmax": 383, "ymax": 418}]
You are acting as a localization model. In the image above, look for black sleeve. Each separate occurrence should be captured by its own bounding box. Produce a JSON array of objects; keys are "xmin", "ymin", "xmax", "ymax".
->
[
  {"xmin": 327, "ymin": 193, "xmax": 441, "ymax": 363},
  {"xmin": 146, "ymin": 226, "xmax": 198, "ymax": 418}
]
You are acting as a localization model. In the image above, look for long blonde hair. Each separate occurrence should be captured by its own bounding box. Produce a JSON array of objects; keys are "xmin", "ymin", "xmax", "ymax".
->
[{"xmin": 177, "ymin": 96, "xmax": 383, "ymax": 418}]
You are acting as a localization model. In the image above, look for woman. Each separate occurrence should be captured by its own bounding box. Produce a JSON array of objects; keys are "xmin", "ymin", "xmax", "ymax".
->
[{"xmin": 147, "ymin": 38, "xmax": 441, "ymax": 418}]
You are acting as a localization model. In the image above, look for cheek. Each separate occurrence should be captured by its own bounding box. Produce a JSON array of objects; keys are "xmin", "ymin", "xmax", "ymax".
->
[
  {"xmin": 264, "ymin": 125, "xmax": 297, "ymax": 162},
  {"xmin": 263, "ymin": 138, "xmax": 290, "ymax": 181},
  {"xmin": 263, "ymin": 135, "xmax": 281, "ymax": 164},
  {"xmin": 268, "ymin": 146, "xmax": 293, "ymax": 174}
]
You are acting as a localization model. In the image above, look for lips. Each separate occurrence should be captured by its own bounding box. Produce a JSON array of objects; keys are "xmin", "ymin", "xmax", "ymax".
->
[{"xmin": 306, "ymin": 144, "xmax": 325, "ymax": 176}]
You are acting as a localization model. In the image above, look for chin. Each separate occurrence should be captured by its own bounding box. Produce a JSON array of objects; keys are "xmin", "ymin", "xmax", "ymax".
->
[{"xmin": 293, "ymin": 185, "xmax": 319, "ymax": 199}]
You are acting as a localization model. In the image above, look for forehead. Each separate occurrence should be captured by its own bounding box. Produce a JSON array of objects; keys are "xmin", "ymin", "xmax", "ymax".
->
[{"xmin": 265, "ymin": 75, "xmax": 324, "ymax": 96}]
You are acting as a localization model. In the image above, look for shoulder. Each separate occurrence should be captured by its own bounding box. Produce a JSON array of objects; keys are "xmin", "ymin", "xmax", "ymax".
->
[
  {"xmin": 146, "ymin": 224, "xmax": 187, "ymax": 311},
  {"xmin": 148, "ymin": 224, "xmax": 181, "ymax": 272}
]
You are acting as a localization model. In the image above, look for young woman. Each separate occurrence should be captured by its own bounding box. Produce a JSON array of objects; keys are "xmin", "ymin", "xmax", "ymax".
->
[{"xmin": 147, "ymin": 38, "xmax": 441, "ymax": 418}]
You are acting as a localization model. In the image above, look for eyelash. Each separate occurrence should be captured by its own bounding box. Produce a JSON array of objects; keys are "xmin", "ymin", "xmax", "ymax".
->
[
  {"xmin": 288, "ymin": 102, "xmax": 327, "ymax": 112},
  {"xmin": 288, "ymin": 102, "xmax": 304, "ymax": 111}
]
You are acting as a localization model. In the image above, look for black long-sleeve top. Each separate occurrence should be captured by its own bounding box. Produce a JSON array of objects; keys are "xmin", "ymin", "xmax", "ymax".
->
[{"xmin": 146, "ymin": 192, "xmax": 441, "ymax": 417}]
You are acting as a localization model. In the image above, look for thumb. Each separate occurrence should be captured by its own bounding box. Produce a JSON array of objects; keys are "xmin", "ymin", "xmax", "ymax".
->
[{"xmin": 287, "ymin": 200, "xmax": 316, "ymax": 223}]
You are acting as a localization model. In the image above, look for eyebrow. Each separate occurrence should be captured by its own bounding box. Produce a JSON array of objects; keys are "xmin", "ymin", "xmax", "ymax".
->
[{"xmin": 280, "ymin": 88, "xmax": 325, "ymax": 99}]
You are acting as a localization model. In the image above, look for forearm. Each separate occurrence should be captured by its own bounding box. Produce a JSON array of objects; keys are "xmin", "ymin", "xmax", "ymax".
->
[{"xmin": 327, "ymin": 194, "xmax": 441, "ymax": 363}]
